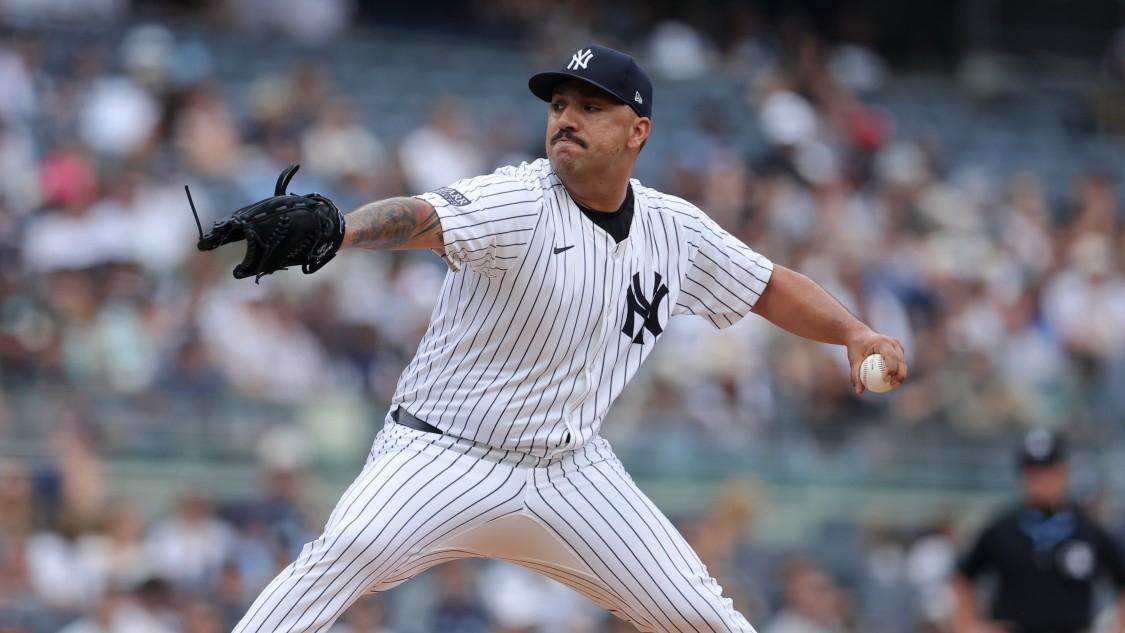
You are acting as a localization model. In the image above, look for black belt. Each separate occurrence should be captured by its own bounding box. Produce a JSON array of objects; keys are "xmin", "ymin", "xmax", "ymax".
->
[{"xmin": 392, "ymin": 408, "xmax": 443, "ymax": 435}]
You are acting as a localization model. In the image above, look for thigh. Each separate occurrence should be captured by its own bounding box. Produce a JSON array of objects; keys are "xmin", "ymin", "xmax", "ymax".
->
[
  {"xmin": 525, "ymin": 442, "xmax": 756, "ymax": 633},
  {"xmin": 234, "ymin": 425, "xmax": 526, "ymax": 633},
  {"xmin": 434, "ymin": 511, "xmax": 636, "ymax": 621}
]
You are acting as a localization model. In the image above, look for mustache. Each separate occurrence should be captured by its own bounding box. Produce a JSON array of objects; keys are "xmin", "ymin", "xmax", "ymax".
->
[{"xmin": 551, "ymin": 130, "xmax": 587, "ymax": 148}]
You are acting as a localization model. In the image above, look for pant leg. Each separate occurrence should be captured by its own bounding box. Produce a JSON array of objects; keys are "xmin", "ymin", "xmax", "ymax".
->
[
  {"xmin": 524, "ymin": 439, "xmax": 756, "ymax": 633},
  {"xmin": 233, "ymin": 424, "xmax": 527, "ymax": 633}
]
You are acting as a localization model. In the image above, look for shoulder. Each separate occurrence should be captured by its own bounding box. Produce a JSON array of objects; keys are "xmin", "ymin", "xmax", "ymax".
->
[
  {"xmin": 635, "ymin": 182, "xmax": 703, "ymax": 220},
  {"xmin": 633, "ymin": 182, "xmax": 712, "ymax": 236},
  {"xmin": 1072, "ymin": 505, "xmax": 1113, "ymax": 535},
  {"xmin": 428, "ymin": 160, "xmax": 549, "ymax": 210},
  {"xmin": 490, "ymin": 158, "xmax": 557, "ymax": 196},
  {"xmin": 639, "ymin": 182, "xmax": 715, "ymax": 233},
  {"xmin": 983, "ymin": 505, "xmax": 1024, "ymax": 534}
]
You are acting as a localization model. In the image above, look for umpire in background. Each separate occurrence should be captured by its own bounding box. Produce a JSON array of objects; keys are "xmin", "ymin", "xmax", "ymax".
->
[{"xmin": 951, "ymin": 429, "xmax": 1125, "ymax": 633}]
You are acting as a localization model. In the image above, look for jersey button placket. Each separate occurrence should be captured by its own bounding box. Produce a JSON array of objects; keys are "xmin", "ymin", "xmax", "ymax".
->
[
  {"xmin": 611, "ymin": 235, "xmax": 628, "ymax": 260},
  {"xmin": 559, "ymin": 230, "xmax": 613, "ymax": 452}
]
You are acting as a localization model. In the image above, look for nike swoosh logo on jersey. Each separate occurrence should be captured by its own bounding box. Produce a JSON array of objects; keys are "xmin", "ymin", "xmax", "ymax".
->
[{"xmin": 553, "ymin": 245, "xmax": 575, "ymax": 254}]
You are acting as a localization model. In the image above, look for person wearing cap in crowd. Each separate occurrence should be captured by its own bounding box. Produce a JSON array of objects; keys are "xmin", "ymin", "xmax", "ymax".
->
[
  {"xmin": 231, "ymin": 44, "xmax": 905, "ymax": 633},
  {"xmin": 951, "ymin": 429, "xmax": 1125, "ymax": 633}
]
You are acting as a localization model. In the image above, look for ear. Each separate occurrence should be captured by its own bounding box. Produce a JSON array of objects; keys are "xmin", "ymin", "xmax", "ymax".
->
[{"xmin": 628, "ymin": 116, "xmax": 651, "ymax": 151}]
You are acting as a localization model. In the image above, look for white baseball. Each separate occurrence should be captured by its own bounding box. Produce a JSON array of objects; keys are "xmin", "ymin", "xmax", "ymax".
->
[{"xmin": 859, "ymin": 353, "xmax": 895, "ymax": 394}]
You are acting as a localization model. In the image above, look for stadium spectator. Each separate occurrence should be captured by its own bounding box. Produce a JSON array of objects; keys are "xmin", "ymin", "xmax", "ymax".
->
[
  {"xmin": 328, "ymin": 595, "xmax": 398, "ymax": 633},
  {"xmin": 300, "ymin": 98, "xmax": 387, "ymax": 188},
  {"xmin": 398, "ymin": 99, "xmax": 485, "ymax": 194},
  {"xmin": 195, "ymin": 284, "xmax": 331, "ymax": 403},
  {"xmin": 429, "ymin": 561, "xmax": 491, "ymax": 633},
  {"xmin": 905, "ymin": 518, "xmax": 958, "ymax": 627},
  {"xmin": 764, "ymin": 559, "xmax": 852, "ymax": 633},
  {"xmin": 76, "ymin": 72, "xmax": 158, "ymax": 158},
  {"xmin": 478, "ymin": 563, "xmax": 601, "ymax": 633},
  {"xmin": 75, "ymin": 500, "xmax": 151, "ymax": 599},
  {"xmin": 172, "ymin": 82, "xmax": 242, "ymax": 180},
  {"xmin": 181, "ymin": 599, "xmax": 224, "ymax": 633},
  {"xmin": 0, "ymin": 45, "xmax": 37, "ymax": 125},
  {"xmin": 145, "ymin": 493, "xmax": 236, "ymax": 590}
]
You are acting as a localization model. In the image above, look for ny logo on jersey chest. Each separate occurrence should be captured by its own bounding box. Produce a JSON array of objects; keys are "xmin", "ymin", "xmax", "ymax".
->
[{"xmin": 622, "ymin": 272, "xmax": 668, "ymax": 345}]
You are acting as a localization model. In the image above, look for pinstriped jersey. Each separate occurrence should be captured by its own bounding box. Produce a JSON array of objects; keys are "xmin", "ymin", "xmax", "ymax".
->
[{"xmin": 398, "ymin": 158, "xmax": 773, "ymax": 457}]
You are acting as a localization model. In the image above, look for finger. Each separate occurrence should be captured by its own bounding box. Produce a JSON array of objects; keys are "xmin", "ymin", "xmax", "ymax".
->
[
  {"xmin": 892, "ymin": 341, "xmax": 909, "ymax": 384},
  {"xmin": 850, "ymin": 355, "xmax": 864, "ymax": 395},
  {"xmin": 894, "ymin": 360, "xmax": 908, "ymax": 385},
  {"xmin": 891, "ymin": 341, "xmax": 908, "ymax": 384},
  {"xmin": 879, "ymin": 340, "xmax": 901, "ymax": 377}
]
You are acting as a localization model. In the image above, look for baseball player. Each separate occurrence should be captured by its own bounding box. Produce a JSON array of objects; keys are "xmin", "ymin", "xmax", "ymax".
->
[{"xmin": 196, "ymin": 45, "xmax": 907, "ymax": 633}]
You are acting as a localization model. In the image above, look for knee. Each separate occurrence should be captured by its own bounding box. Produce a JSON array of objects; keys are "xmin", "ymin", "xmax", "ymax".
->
[{"xmin": 650, "ymin": 592, "xmax": 748, "ymax": 632}]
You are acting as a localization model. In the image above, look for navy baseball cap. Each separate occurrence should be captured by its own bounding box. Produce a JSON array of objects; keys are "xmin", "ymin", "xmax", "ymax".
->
[
  {"xmin": 1018, "ymin": 429, "xmax": 1068, "ymax": 468},
  {"xmin": 529, "ymin": 45, "xmax": 653, "ymax": 119}
]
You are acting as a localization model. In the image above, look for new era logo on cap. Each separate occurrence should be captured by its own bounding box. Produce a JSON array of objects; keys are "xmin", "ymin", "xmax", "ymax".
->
[{"xmin": 528, "ymin": 44, "xmax": 653, "ymax": 119}]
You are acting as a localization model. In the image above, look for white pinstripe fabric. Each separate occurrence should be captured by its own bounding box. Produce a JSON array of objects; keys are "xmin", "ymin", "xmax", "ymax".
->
[
  {"xmin": 236, "ymin": 158, "xmax": 772, "ymax": 632},
  {"xmin": 233, "ymin": 421, "xmax": 755, "ymax": 633},
  {"xmin": 400, "ymin": 159, "xmax": 773, "ymax": 458}
]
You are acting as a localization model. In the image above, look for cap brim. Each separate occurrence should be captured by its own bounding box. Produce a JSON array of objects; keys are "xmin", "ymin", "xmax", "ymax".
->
[{"xmin": 528, "ymin": 71, "xmax": 631, "ymax": 109}]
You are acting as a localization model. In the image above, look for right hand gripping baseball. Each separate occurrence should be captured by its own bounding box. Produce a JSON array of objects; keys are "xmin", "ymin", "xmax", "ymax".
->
[{"xmin": 193, "ymin": 164, "xmax": 346, "ymax": 282}]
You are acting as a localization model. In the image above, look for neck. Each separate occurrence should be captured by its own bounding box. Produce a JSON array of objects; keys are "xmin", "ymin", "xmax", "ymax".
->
[
  {"xmin": 1028, "ymin": 498, "xmax": 1066, "ymax": 513},
  {"xmin": 561, "ymin": 168, "xmax": 631, "ymax": 212}
]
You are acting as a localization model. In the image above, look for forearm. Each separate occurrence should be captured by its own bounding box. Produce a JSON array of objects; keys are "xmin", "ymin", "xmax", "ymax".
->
[
  {"xmin": 341, "ymin": 196, "xmax": 443, "ymax": 251},
  {"xmin": 751, "ymin": 265, "xmax": 869, "ymax": 345},
  {"xmin": 950, "ymin": 576, "xmax": 982, "ymax": 630}
]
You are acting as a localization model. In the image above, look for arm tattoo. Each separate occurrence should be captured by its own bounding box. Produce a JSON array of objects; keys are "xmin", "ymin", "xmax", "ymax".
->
[
  {"xmin": 345, "ymin": 197, "xmax": 443, "ymax": 250},
  {"xmin": 411, "ymin": 208, "xmax": 442, "ymax": 241}
]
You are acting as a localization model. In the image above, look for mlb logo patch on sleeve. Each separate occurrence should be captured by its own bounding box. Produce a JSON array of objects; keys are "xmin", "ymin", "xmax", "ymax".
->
[{"xmin": 434, "ymin": 187, "xmax": 472, "ymax": 207}]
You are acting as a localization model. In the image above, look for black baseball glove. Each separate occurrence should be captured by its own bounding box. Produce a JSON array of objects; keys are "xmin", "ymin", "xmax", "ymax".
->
[{"xmin": 188, "ymin": 165, "xmax": 345, "ymax": 282}]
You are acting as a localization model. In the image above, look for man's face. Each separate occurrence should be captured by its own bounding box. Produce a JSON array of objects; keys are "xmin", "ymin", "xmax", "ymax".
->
[
  {"xmin": 545, "ymin": 80, "xmax": 648, "ymax": 181},
  {"xmin": 1022, "ymin": 462, "xmax": 1069, "ymax": 508},
  {"xmin": 787, "ymin": 566, "xmax": 841, "ymax": 622}
]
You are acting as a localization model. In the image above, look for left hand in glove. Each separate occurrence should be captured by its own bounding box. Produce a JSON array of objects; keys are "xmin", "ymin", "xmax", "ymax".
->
[{"xmin": 189, "ymin": 164, "xmax": 345, "ymax": 282}]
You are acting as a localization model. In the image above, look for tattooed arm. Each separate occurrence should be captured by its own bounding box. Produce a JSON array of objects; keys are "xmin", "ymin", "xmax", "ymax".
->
[{"xmin": 341, "ymin": 197, "xmax": 444, "ymax": 251}]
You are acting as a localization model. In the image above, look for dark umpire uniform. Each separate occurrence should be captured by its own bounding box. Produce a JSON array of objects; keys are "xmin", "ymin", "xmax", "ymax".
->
[{"xmin": 952, "ymin": 430, "xmax": 1125, "ymax": 633}]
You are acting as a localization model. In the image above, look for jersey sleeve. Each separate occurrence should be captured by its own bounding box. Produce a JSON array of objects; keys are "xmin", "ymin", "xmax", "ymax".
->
[
  {"xmin": 1093, "ymin": 525, "xmax": 1125, "ymax": 589},
  {"xmin": 674, "ymin": 212, "xmax": 774, "ymax": 329},
  {"xmin": 414, "ymin": 168, "xmax": 541, "ymax": 278},
  {"xmin": 957, "ymin": 522, "xmax": 999, "ymax": 579}
]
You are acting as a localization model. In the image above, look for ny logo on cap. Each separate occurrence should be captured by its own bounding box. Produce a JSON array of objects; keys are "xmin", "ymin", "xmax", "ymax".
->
[{"xmin": 567, "ymin": 48, "xmax": 593, "ymax": 70}]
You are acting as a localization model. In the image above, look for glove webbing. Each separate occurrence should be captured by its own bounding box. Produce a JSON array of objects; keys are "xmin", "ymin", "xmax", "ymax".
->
[{"xmin": 241, "ymin": 211, "xmax": 290, "ymax": 283}]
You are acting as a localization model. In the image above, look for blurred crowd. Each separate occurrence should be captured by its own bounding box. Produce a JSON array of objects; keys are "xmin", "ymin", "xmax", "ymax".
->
[
  {"xmin": 0, "ymin": 5, "xmax": 1123, "ymax": 455},
  {"xmin": 0, "ymin": 430, "xmax": 1040, "ymax": 633},
  {"xmin": 2, "ymin": 2, "xmax": 1125, "ymax": 632}
]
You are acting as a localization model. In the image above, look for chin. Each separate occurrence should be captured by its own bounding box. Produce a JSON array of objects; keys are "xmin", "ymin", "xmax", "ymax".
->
[{"xmin": 549, "ymin": 150, "xmax": 579, "ymax": 175}]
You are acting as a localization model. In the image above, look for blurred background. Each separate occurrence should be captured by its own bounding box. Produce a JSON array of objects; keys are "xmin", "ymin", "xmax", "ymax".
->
[{"xmin": 2, "ymin": 0, "xmax": 1125, "ymax": 631}]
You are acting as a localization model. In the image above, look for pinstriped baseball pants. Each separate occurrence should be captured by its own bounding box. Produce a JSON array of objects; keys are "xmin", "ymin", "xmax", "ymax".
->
[{"xmin": 233, "ymin": 421, "xmax": 755, "ymax": 633}]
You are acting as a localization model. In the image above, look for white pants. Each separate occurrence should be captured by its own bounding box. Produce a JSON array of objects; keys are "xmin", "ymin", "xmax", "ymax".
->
[{"xmin": 233, "ymin": 421, "xmax": 755, "ymax": 633}]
